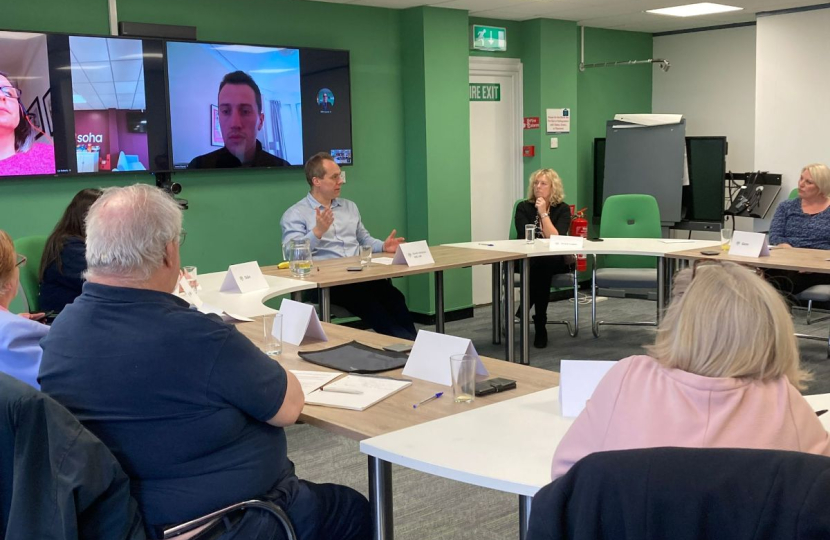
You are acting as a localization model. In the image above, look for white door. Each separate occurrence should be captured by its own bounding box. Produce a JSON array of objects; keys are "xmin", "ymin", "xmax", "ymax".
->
[{"xmin": 469, "ymin": 58, "xmax": 523, "ymax": 305}]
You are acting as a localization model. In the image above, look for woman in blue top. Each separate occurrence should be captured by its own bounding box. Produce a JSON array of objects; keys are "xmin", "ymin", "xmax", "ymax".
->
[
  {"xmin": 0, "ymin": 230, "xmax": 49, "ymax": 389},
  {"xmin": 767, "ymin": 163, "xmax": 830, "ymax": 298},
  {"xmin": 38, "ymin": 188, "xmax": 101, "ymax": 313}
]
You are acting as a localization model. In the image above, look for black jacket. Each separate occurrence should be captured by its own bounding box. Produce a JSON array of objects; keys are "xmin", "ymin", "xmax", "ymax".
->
[
  {"xmin": 0, "ymin": 373, "xmax": 145, "ymax": 540},
  {"xmin": 528, "ymin": 447, "xmax": 830, "ymax": 540},
  {"xmin": 188, "ymin": 140, "xmax": 290, "ymax": 168}
]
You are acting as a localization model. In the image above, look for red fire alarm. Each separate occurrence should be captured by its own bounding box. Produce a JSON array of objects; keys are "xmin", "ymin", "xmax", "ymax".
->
[{"xmin": 522, "ymin": 145, "xmax": 535, "ymax": 157}]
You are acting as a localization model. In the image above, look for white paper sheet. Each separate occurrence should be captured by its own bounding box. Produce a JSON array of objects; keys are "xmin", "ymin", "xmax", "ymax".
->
[{"xmin": 290, "ymin": 370, "xmax": 342, "ymax": 396}]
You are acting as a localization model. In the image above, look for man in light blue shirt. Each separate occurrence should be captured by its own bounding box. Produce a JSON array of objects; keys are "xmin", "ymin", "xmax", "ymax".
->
[{"xmin": 281, "ymin": 153, "xmax": 417, "ymax": 339}]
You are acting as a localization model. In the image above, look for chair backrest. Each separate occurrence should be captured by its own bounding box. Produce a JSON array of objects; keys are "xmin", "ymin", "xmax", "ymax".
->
[
  {"xmin": 528, "ymin": 447, "xmax": 830, "ymax": 540},
  {"xmin": 789, "ymin": 187, "xmax": 799, "ymax": 200},
  {"xmin": 0, "ymin": 373, "xmax": 146, "ymax": 539},
  {"xmin": 599, "ymin": 194, "xmax": 662, "ymax": 269},
  {"xmin": 13, "ymin": 235, "xmax": 47, "ymax": 313},
  {"xmin": 509, "ymin": 199, "xmax": 524, "ymax": 240}
]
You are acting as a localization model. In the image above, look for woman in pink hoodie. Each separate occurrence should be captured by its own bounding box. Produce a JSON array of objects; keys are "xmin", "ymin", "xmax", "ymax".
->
[{"xmin": 552, "ymin": 261, "xmax": 830, "ymax": 479}]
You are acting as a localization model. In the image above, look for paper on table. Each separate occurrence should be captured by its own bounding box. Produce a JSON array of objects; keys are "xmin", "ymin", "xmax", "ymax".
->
[
  {"xmin": 559, "ymin": 360, "xmax": 616, "ymax": 418},
  {"xmin": 197, "ymin": 303, "xmax": 254, "ymax": 323},
  {"xmin": 659, "ymin": 239, "xmax": 695, "ymax": 244},
  {"xmin": 372, "ymin": 257, "xmax": 394, "ymax": 265},
  {"xmin": 305, "ymin": 374, "xmax": 411, "ymax": 411},
  {"xmin": 290, "ymin": 370, "xmax": 342, "ymax": 396}
]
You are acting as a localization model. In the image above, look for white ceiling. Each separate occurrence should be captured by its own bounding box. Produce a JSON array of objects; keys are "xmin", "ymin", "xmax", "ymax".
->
[
  {"xmin": 314, "ymin": 0, "xmax": 821, "ymax": 32},
  {"xmin": 69, "ymin": 36, "xmax": 145, "ymax": 111}
]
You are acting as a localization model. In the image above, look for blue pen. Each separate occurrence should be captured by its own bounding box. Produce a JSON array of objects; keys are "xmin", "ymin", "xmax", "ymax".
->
[
  {"xmin": 478, "ymin": 243, "xmax": 495, "ymax": 247},
  {"xmin": 413, "ymin": 392, "xmax": 443, "ymax": 409}
]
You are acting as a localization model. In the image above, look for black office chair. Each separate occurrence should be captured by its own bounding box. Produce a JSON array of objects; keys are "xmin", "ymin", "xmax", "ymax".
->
[
  {"xmin": 528, "ymin": 447, "xmax": 830, "ymax": 540},
  {"xmin": 0, "ymin": 373, "xmax": 297, "ymax": 540}
]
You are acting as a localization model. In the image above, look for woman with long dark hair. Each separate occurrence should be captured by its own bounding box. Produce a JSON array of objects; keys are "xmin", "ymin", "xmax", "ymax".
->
[
  {"xmin": 38, "ymin": 188, "xmax": 102, "ymax": 312},
  {"xmin": 0, "ymin": 71, "xmax": 55, "ymax": 176}
]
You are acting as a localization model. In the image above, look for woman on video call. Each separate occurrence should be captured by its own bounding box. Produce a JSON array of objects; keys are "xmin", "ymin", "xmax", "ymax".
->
[{"xmin": 0, "ymin": 71, "xmax": 55, "ymax": 176}]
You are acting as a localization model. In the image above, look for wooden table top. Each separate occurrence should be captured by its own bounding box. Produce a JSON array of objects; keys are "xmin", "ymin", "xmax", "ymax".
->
[
  {"xmin": 236, "ymin": 321, "xmax": 560, "ymax": 441},
  {"xmin": 665, "ymin": 246, "xmax": 830, "ymax": 274},
  {"xmin": 261, "ymin": 245, "xmax": 524, "ymax": 288}
]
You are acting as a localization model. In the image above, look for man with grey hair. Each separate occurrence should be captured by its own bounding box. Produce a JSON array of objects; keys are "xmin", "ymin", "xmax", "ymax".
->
[{"xmin": 40, "ymin": 184, "xmax": 371, "ymax": 540}]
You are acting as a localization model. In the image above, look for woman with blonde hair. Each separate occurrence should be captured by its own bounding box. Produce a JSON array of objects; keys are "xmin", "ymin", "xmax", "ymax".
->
[
  {"xmin": 513, "ymin": 168, "xmax": 571, "ymax": 348},
  {"xmin": 0, "ymin": 230, "xmax": 49, "ymax": 389},
  {"xmin": 551, "ymin": 261, "xmax": 830, "ymax": 478}
]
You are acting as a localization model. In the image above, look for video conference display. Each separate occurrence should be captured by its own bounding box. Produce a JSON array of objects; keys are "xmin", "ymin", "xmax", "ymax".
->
[{"xmin": 0, "ymin": 29, "xmax": 352, "ymax": 179}]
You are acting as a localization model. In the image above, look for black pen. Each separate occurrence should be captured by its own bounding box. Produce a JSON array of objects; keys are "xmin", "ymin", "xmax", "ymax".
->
[{"xmin": 816, "ymin": 409, "xmax": 828, "ymax": 417}]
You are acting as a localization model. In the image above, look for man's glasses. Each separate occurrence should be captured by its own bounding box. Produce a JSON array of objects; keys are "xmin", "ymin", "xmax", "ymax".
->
[
  {"xmin": 0, "ymin": 86, "xmax": 22, "ymax": 100},
  {"xmin": 15, "ymin": 254, "xmax": 26, "ymax": 268},
  {"xmin": 178, "ymin": 229, "xmax": 187, "ymax": 247}
]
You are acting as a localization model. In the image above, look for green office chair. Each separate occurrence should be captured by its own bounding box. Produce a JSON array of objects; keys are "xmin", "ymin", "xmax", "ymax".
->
[
  {"xmin": 591, "ymin": 194, "xmax": 662, "ymax": 337},
  {"xmin": 788, "ymin": 187, "xmax": 799, "ymax": 200},
  {"xmin": 13, "ymin": 235, "xmax": 47, "ymax": 313},
  {"xmin": 509, "ymin": 199, "xmax": 579, "ymax": 338}
]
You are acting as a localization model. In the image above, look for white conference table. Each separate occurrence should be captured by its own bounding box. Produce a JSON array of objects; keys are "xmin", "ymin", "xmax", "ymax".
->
[
  {"xmin": 444, "ymin": 238, "xmax": 722, "ymax": 363},
  {"xmin": 195, "ymin": 271, "xmax": 317, "ymax": 317},
  {"xmin": 361, "ymin": 388, "xmax": 830, "ymax": 540}
]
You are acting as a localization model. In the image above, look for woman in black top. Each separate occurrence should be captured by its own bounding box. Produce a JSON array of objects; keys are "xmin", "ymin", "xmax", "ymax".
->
[
  {"xmin": 38, "ymin": 188, "xmax": 102, "ymax": 313},
  {"xmin": 514, "ymin": 169, "xmax": 572, "ymax": 348}
]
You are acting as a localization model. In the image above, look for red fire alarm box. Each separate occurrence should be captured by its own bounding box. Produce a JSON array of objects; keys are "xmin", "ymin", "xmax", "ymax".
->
[{"xmin": 522, "ymin": 145, "xmax": 535, "ymax": 157}]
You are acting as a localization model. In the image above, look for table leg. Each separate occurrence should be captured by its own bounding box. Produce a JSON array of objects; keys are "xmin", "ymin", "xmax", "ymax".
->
[
  {"xmin": 519, "ymin": 495, "xmax": 532, "ymax": 540},
  {"xmin": 520, "ymin": 259, "xmax": 530, "ymax": 365},
  {"xmin": 290, "ymin": 291, "xmax": 302, "ymax": 302},
  {"xmin": 657, "ymin": 257, "xmax": 676, "ymax": 324},
  {"xmin": 492, "ymin": 263, "xmax": 501, "ymax": 345},
  {"xmin": 321, "ymin": 287, "xmax": 331, "ymax": 323},
  {"xmin": 368, "ymin": 456, "xmax": 394, "ymax": 540},
  {"xmin": 505, "ymin": 260, "xmax": 515, "ymax": 363},
  {"xmin": 435, "ymin": 270, "xmax": 445, "ymax": 334}
]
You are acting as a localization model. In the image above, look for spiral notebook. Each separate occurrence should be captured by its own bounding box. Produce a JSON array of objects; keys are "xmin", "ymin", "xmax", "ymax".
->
[{"xmin": 305, "ymin": 374, "xmax": 411, "ymax": 411}]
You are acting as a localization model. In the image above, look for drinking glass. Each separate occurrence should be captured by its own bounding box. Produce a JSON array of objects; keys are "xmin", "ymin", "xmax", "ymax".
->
[
  {"xmin": 450, "ymin": 354, "xmax": 476, "ymax": 403},
  {"xmin": 525, "ymin": 224, "xmax": 535, "ymax": 244},
  {"xmin": 262, "ymin": 313, "xmax": 283, "ymax": 356},
  {"xmin": 182, "ymin": 266, "xmax": 198, "ymax": 289},
  {"xmin": 360, "ymin": 245, "xmax": 373, "ymax": 266},
  {"xmin": 720, "ymin": 228, "xmax": 733, "ymax": 251}
]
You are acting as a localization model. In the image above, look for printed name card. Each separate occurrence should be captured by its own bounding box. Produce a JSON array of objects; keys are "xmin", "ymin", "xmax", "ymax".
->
[
  {"xmin": 402, "ymin": 330, "xmax": 488, "ymax": 386},
  {"xmin": 391, "ymin": 240, "xmax": 435, "ymax": 267},
  {"xmin": 177, "ymin": 276, "xmax": 203, "ymax": 307},
  {"xmin": 220, "ymin": 261, "xmax": 269, "ymax": 293},
  {"xmin": 559, "ymin": 360, "xmax": 616, "ymax": 418},
  {"xmin": 728, "ymin": 231, "xmax": 770, "ymax": 258},
  {"xmin": 278, "ymin": 299, "xmax": 328, "ymax": 346},
  {"xmin": 549, "ymin": 236, "xmax": 584, "ymax": 250}
]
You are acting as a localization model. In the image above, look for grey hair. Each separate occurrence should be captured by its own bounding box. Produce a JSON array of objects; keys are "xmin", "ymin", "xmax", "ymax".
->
[{"xmin": 85, "ymin": 184, "xmax": 182, "ymax": 282}]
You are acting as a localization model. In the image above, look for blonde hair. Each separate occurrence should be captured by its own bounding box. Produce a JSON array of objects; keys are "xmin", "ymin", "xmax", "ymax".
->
[
  {"xmin": 802, "ymin": 163, "xmax": 830, "ymax": 197},
  {"xmin": 526, "ymin": 169, "xmax": 565, "ymax": 206},
  {"xmin": 649, "ymin": 263, "xmax": 809, "ymax": 389},
  {"xmin": 0, "ymin": 230, "xmax": 14, "ymax": 291}
]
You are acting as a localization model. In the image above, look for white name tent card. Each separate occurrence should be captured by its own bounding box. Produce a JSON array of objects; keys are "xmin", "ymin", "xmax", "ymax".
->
[
  {"xmin": 403, "ymin": 330, "xmax": 488, "ymax": 386},
  {"xmin": 220, "ymin": 261, "xmax": 269, "ymax": 293},
  {"xmin": 372, "ymin": 257, "xmax": 394, "ymax": 266},
  {"xmin": 548, "ymin": 236, "xmax": 584, "ymax": 250},
  {"xmin": 177, "ymin": 276, "xmax": 203, "ymax": 308},
  {"xmin": 559, "ymin": 360, "xmax": 616, "ymax": 418},
  {"xmin": 391, "ymin": 240, "xmax": 435, "ymax": 267},
  {"xmin": 278, "ymin": 298, "xmax": 328, "ymax": 346},
  {"xmin": 729, "ymin": 231, "xmax": 770, "ymax": 258}
]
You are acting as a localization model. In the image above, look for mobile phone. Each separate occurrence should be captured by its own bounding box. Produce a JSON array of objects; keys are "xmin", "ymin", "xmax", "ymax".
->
[
  {"xmin": 346, "ymin": 266, "xmax": 364, "ymax": 272},
  {"xmin": 474, "ymin": 377, "xmax": 517, "ymax": 397},
  {"xmin": 700, "ymin": 250, "xmax": 720, "ymax": 256},
  {"xmin": 588, "ymin": 238, "xmax": 603, "ymax": 242},
  {"xmin": 383, "ymin": 343, "xmax": 413, "ymax": 353}
]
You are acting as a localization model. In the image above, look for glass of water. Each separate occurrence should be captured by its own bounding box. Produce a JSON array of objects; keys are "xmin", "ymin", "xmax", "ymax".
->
[
  {"xmin": 360, "ymin": 245, "xmax": 372, "ymax": 266},
  {"xmin": 450, "ymin": 354, "xmax": 476, "ymax": 403},
  {"xmin": 525, "ymin": 224, "xmax": 536, "ymax": 244},
  {"xmin": 262, "ymin": 313, "xmax": 283, "ymax": 356},
  {"xmin": 182, "ymin": 266, "xmax": 198, "ymax": 289},
  {"xmin": 720, "ymin": 227, "xmax": 733, "ymax": 251}
]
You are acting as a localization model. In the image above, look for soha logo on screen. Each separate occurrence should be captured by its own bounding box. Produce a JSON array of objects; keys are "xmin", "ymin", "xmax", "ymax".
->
[
  {"xmin": 77, "ymin": 133, "xmax": 104, "ymax": 144},
  {"xmin": 317, "ymin": 89, "xmax": 334, "ymax": 113}
]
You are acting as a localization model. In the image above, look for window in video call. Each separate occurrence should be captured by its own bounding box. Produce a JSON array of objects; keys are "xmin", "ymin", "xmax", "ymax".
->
[
  {"xmin": 166, "ymin": 40, "xmax": 353, "ymax": 170},
  {"xmin": 0, "ymin": 30, "xmax": 169, "ymax": 178}
]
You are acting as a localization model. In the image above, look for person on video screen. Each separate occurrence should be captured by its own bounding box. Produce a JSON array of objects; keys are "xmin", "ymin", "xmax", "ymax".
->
[
  {"xmin": 0, "ymin": 71, "xmax": 55, "ymax": 177},
  {"xmin": 188, "ymin": 71, "xmax": 290, "ymax": 169}
]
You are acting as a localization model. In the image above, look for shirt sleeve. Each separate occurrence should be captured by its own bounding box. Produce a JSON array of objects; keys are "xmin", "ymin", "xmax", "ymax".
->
[
  {"xmin": 280, "ymin": 205, "xmax": 321, "ymax": 256},
  {"xmin": 354, "ymin": 205, "xmax": 384, "ymax": 253},
  {"xmin": 206, "ymin": 328, "xmax": 288, "ymax": 423},
  {"xmin": 768, "ymin": 200, "xmax": 790, "ymax": 245},
  {"xmin": 550, "ymin": 204, "xmax": 572, "ymax": 236},
  {"xmin": 551, "ymin": 357, "xmax": 634, "ymax": 479}
]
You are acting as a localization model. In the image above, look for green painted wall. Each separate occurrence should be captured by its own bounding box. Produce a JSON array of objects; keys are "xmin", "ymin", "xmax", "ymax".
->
[
  {"xmin": 577, "ymin": 27, "xmax": 653, "ymax": 220},
  {"xmin": 402, "ymin": 7, "xmax": 472, "ymax": 315}
]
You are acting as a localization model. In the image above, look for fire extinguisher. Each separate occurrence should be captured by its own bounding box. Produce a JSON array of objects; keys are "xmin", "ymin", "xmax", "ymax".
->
[{"xmin": 570, "ymin": 208, "xmax": 589, "ymax": 272}]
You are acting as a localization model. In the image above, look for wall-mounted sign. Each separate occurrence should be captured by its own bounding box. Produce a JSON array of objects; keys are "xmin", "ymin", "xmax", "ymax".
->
[
  {"xmin": 523, "ymin": 117, "xmax": 540, "ymax": 130},
  {"xmin": 470, "ymin": 25, "xmax": 507, "ymax": 52},
  {"xmin": 546, "ymin": 108, "xmax": 571, "ymax": 133},
  {"xmin": 469, "ymin": 83, "xmax": 500, "ymax": 102}
]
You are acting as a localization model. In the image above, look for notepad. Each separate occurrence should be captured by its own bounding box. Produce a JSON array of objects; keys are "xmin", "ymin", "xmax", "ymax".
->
[
  {"xmin": 290, "ymin": 370, "xmax": 342, "ymax": 396},
  {"xmin": 305, "ymin": 375, "xmax": 411, "ymax": 411}
]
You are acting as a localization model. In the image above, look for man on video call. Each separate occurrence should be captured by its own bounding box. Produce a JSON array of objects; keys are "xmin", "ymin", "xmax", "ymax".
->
[
  {"xmin": 188, "ymin": 70, "xmax": 289, "ymax": 169},
  {"xmin": 281, "ymin": 152, "xmax": 418, "ymax": 340}
]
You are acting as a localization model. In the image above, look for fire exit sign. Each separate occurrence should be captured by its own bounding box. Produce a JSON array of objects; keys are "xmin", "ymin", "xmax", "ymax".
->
[
  {"xmin": 470, "ymin": 83, "xmax": 501, "ymax": 102},
  {"xmin": 470, "ymin": 25, "xmax": 507, "ymax": 52}
]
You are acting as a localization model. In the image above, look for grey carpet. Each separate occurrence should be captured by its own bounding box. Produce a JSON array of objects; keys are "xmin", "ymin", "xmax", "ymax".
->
[{"xmin": 285, "ymin": 296, "xmax": 830, "ymax": 538}]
